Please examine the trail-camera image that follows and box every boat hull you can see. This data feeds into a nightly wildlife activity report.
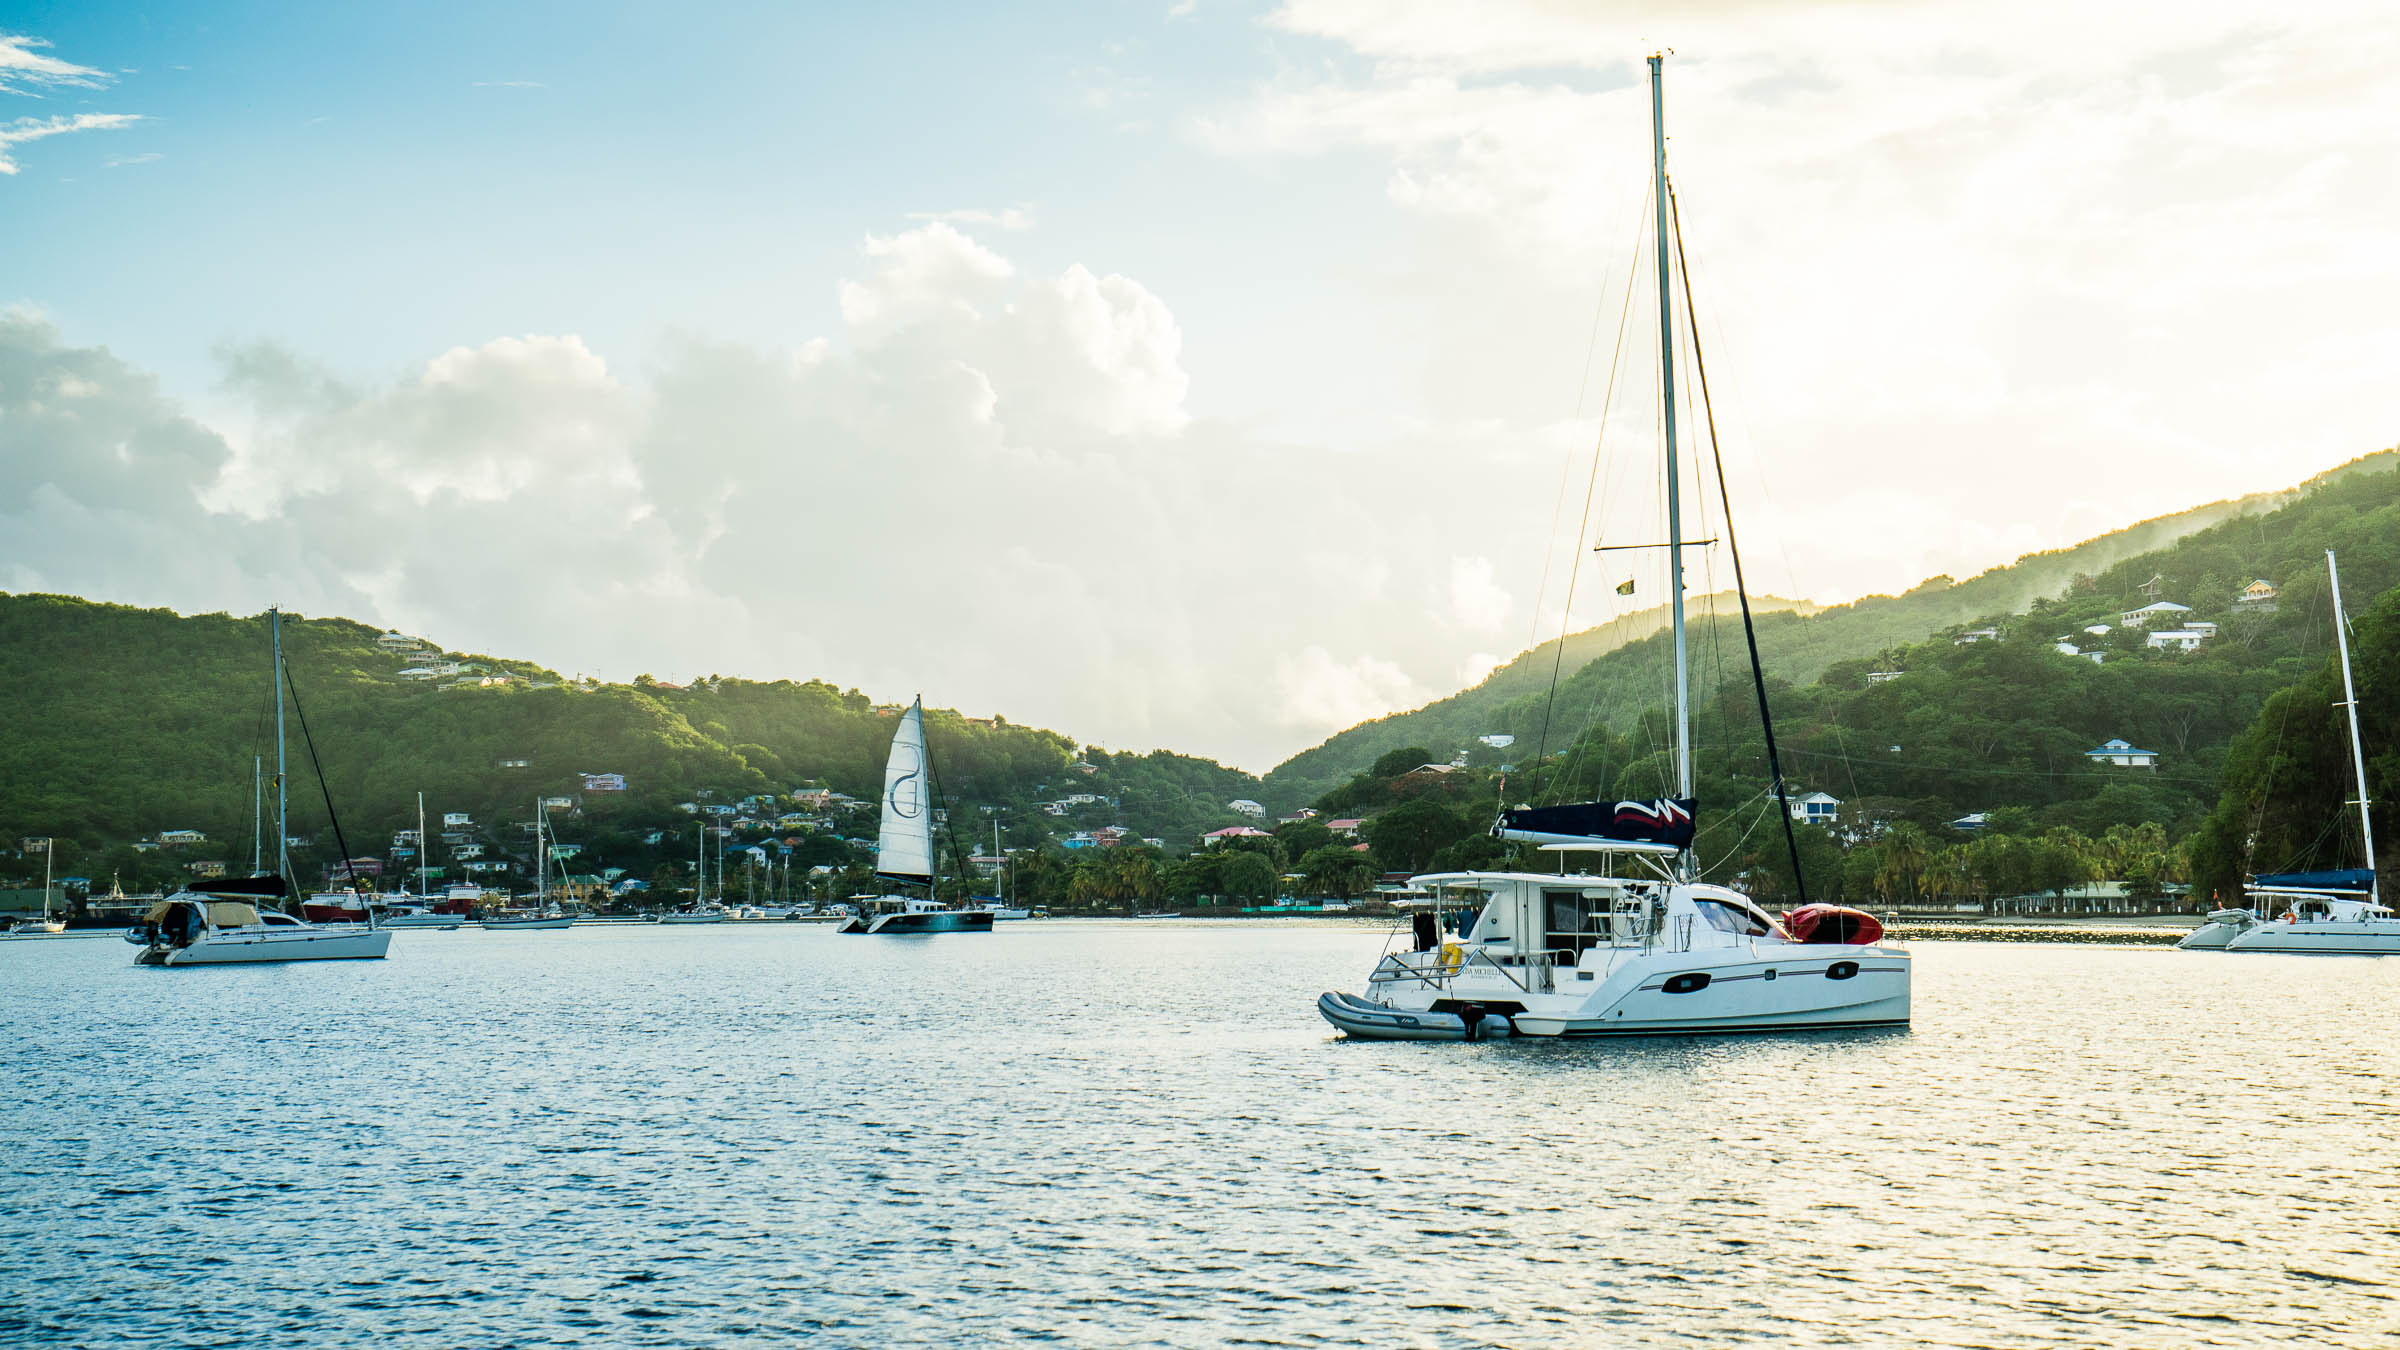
[141,927,394,965]
[2176,911,2256,950]
[657,912,729,925]
[479,916,575,930]
[846,910,994,935]
[378,914,466,930]
[2222,920,2400,955]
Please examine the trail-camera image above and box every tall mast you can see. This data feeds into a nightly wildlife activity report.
[1649,52,1692,805]
[536,798,547,906]
[252,756,263,874]
[273,608,290,880]
[417,792,427,900]
[2327,551,2378,905]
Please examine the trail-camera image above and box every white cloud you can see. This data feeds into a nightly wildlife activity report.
[1274,646,1432,730]
[0,112,140,174]
[0,33,108,94]
[1447,554,1510,632]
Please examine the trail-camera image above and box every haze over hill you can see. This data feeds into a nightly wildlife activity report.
[1265,453,2389,803]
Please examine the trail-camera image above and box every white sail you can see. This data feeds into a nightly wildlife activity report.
[876,698,936,885]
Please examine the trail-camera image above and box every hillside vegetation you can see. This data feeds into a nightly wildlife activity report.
[1264,462,2350,803]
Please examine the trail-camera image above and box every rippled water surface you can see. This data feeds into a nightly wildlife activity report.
[4,922,2398,1347]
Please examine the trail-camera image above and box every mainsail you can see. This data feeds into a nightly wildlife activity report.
[1495,797,1696,851]
[876,697,936,886]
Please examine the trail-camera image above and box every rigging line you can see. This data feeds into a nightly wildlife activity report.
[281,653,363,896]
[1526,183,1656,669]
[1671,181,1811,906]
[1530,195,1653,789]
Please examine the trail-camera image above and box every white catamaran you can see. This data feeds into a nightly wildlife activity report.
[1319,54,1909,1040]
[131,609,394,966]
[839,697,992,934]
[2179,550,2400,955]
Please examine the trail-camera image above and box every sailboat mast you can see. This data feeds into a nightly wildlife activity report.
[417,793,427,900]
[1649,53,1692,803]
[253,756,263,874]
[273,608,290,880]
[2326,551,2378,905]
[536,798,547,905]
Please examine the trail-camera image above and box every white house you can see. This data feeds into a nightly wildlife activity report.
[1478,733,1516,748]
[2086,738,2159,768]
[1949,812,1991,832]
[1278,807,1320,824]
[1866,670,1904,684]
[443,812,472,828]
[1954,628,2000,645]
[1325,818,1366,838]
[581,772,626,792]
[2119,601,2192,629]
[1228,799,1266,819]
[156,829,207,847]
[2146,629,2209,653]
[1787,792,1842,826]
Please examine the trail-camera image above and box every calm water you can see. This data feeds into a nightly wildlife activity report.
[3,922,2396,1348]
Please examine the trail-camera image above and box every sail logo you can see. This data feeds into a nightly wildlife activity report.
[887,747,923,818]
[1613,798,1691,831]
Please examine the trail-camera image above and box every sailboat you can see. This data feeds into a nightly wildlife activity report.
[659,820,731,922]
[481,799,576,928]
[131,609,393,965]
[9,841,64,934]
[838,697,993,934]
[379,794,467,928]
[1318,54,1909,1040]
[2179,550,2400,954]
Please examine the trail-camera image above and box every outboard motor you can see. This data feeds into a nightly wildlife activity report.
[1411,910,1440,953]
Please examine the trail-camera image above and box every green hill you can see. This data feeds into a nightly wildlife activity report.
[1264,454,2387,805]
[0,597,1261,896]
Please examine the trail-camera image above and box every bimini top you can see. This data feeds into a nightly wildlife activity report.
[1409,870,1653,890]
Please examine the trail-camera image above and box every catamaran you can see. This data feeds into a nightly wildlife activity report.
[2179,551,2400,955]
[1318,54,1909,1040]
[131,609,393,966]
[839,697,992,934]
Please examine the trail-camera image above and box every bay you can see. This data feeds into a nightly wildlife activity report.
[3,921,2396,1347]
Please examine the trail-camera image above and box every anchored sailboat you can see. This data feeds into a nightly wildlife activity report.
[131,609,393,966]
[1319,54,1909,1040]
[839,697,992,934]
[2179,550,2400,954]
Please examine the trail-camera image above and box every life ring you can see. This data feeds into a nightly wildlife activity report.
[1437,942,1466,975]
[2282,912,2297,923]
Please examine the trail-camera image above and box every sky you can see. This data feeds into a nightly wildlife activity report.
[3,1,2397,771]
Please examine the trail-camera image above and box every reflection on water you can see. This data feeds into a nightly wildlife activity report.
[3,922,2396,1347]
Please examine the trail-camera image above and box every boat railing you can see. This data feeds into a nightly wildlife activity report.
[1368,945,1531,994]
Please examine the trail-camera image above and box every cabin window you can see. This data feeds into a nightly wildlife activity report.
[1544,891,1612,959]
[1826,960,1859,981]
[1694,899,1771,937]
[1662,972,1711,994]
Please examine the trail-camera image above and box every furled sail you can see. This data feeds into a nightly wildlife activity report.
[1495,797,1696,851]
[2253,868,2375,892]
[876,698,936,886]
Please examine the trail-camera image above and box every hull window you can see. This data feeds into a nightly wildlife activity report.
[1662,972,1711,994]
[1826,960,1859,981]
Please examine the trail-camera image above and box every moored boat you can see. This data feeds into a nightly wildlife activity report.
[1318,54,1908,1040]
[131,875,392,966]
[838,697,992,935]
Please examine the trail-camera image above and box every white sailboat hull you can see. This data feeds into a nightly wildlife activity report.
[144,926,393,965]
[2223,918,2400,955]
[658,911,729,924]
[378,913,466,929]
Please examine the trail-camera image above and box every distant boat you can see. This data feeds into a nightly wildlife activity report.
[481,798,576,930]
[839,697,992,935]
[131,609,392,966]
[13,839,67,933]
[659,819,732,922]
[2181,551,2400,955]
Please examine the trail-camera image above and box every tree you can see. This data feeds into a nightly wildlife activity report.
[1370,746,1435,779]
[1364,799,1469,873]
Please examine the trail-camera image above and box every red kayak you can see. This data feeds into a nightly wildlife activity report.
[1781,903,1885,945]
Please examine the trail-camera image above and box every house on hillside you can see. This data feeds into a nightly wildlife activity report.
[1278,807,1320,824]
[2119,601,2192,628]
[2235,579,2279,612]
[1787,792,1842,826]
[1948,813,1990,832]
[1478,733,1515,748]
[581,773,626,792]
[157,830,207,848]
[1866,670,1903,684]
[2086,738,2159,768]
[1954,628,2000,645]
[186,859,229,879]
[496,758,531,769]
[443,813,472,829]
[376,631,426,654]
[1325,818,1366,838]
[1228,799,1266,819]
[1201,826,1272,846]
[2146,629,2210,653]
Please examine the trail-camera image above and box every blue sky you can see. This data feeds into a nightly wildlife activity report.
[6,3,2399,769]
